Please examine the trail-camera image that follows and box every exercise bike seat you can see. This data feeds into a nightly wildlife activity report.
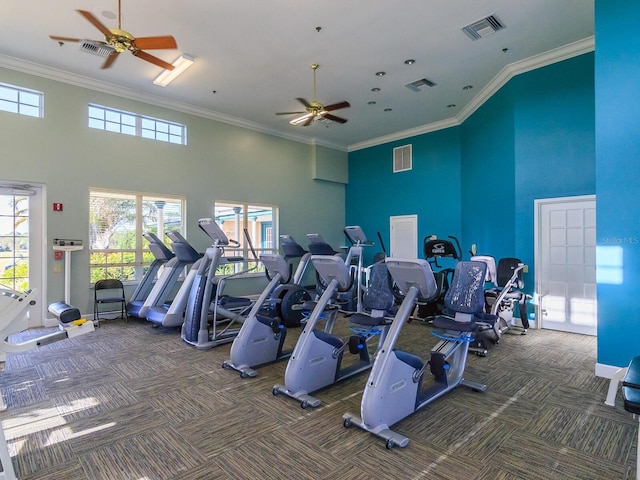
[349,313,391,327]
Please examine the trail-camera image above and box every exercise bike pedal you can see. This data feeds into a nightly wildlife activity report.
[269,318,284,335]
[348,335,366,354]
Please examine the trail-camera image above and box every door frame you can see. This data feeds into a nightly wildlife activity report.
[533,194,596,331]
[0,181,47,327]
[389,214,418,258]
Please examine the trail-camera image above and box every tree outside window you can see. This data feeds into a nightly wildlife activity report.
[89,190,184,283]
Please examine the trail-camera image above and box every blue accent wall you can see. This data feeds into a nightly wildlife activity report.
[513,55,595,275]
[346,128,461,265]
[461,86,515,259]
[595,0,640,367]
[347,51,595,319]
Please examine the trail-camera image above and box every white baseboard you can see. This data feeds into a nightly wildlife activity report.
[596,362,625,379]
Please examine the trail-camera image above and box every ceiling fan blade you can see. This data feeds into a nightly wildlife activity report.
[276,111,306,116]
[323,101,350,112]
[132,50,175,70]
[296,98,312,108]
[77,10,114,39]
[322,113,348,124]
[133,36,177,50]
[101,51,119,69]
[301,117,314,126]
[49,35,82,42]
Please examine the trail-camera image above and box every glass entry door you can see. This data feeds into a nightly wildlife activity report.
[0,184,44,326]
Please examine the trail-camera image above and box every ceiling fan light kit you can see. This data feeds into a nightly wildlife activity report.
[153,55,195,87]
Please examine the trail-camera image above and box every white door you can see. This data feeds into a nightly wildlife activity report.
[0,183,45,326]
[390,215,418,258]
[535,195,596,335]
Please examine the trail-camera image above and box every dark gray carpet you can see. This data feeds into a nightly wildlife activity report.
[0,316,636,479]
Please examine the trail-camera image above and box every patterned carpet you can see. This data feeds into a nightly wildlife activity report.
[0,316,636,479]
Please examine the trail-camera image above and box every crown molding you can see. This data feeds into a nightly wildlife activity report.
[0,54,347,151]
[1,36,594,155]
[455,36,595,125]
[348,36,595,152]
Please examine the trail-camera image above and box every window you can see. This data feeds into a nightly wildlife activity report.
[0,82,43,118]
[89,190,185,283]
[88,104,187,145]
[214,201,278,273]
[0,191,30,291]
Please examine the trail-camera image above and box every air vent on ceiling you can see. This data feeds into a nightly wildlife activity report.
[79,40,115,58]
[393,144,412,173]
[462,15,505,40]
[405,78,437,92]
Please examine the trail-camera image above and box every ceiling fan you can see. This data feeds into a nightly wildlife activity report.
[49,0,177,70]
[276,64,350,126]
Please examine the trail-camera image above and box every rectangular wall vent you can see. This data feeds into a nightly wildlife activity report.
[393,144,412,173]
[405,78,437,92]
[80,40,116,58]
[462,15,505,40]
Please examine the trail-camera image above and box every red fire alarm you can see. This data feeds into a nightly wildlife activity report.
[53,203,63,212]
[54,251,63,261]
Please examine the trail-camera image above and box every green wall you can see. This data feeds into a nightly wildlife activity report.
[0,67,347,316]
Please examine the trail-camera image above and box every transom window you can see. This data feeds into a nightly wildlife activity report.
[0,82,43,118]
[88,104,187,145]
[89,189,185,283]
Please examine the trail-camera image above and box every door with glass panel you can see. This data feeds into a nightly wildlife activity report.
[0,184,44,326]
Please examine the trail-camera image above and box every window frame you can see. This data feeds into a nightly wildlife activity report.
[89,189,186,284]
[88,103,187,145]
[0,82,44,118]
[213,201,279,275]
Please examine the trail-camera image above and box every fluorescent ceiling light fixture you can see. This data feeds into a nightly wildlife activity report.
[153,54,194,87]
[290,114,313,125]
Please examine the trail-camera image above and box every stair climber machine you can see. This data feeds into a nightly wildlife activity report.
[181,218,256,349]
[126,232,175,318]
[273,227,395,408]
[416,235,462,321]
[136,231,201,324]
[222,248,313,378]
[143,231,203,328]
[342,258,494,449]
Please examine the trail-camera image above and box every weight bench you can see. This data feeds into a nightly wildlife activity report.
[622,356,640,480]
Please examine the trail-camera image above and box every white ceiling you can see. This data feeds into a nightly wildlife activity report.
[0,1,594,151]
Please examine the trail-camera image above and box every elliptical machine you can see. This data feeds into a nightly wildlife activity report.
[272,226,393,408]
[222,249,313,378]
[267,235,314,327]
[342,258,492,449]
[181,218,254,349]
